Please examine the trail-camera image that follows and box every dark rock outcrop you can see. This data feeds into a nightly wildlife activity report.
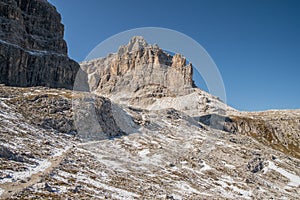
[0,144,24,162]
[247,156,265,173]
[0,0,81,89]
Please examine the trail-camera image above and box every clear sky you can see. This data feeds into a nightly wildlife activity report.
[48,0,300,111]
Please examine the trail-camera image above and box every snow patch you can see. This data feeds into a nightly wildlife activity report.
[180,161,188,165]
[52,146,71,157]
[58,185,68,194]
[0,159,51,184]
[267,161,300,187]
[138,149,150,157]
[0,101,12,110]
[222,161,236,169]
[221,175,234,182]
[76,172,139,199]
[175,181,200,194]
[229,185,252,199]
[0,39,65,57]
[200,161,212,171]
[53,174,69,184]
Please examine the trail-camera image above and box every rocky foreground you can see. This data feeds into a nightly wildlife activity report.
[0,85,299,199]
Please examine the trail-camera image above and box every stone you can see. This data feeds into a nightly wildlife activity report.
[81,36,195,98]
[44,183,55,192]
[0,145,25,162]
[80,36,235,119]
[247,157,265,173]
[2,86,126,141]
[0,0,84,89]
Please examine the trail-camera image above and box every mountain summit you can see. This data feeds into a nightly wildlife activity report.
[81,36,194,95]
[80,36,230,116]
[80,37,300,160]
[118,36,149,53]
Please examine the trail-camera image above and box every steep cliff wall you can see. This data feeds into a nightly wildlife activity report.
[0,0,81,89]
[81,36,195,96]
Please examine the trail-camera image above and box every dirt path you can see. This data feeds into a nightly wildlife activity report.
[77,140,103,148]
[0,147,72,199]
[0,141,99,199]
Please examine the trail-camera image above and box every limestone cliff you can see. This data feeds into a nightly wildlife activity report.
[80,36,232,117]
[0,0,81,89]
[81,36,195,97]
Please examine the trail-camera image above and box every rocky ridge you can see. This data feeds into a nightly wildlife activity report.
[0,0,82,89]
[0,85,126,141]
[228,110,300,159]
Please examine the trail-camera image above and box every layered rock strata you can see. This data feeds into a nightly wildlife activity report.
[0,0,81,89]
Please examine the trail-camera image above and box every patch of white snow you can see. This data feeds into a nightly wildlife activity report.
[0,159,51,184]
[267,161,300,187]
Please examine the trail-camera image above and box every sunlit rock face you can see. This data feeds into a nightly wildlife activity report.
[81,36,195,97]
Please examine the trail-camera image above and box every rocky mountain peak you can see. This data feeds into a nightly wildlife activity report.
[81,36,195,101]
[127,35,148,52]
[79,36,236,117]
[117,36,156,56]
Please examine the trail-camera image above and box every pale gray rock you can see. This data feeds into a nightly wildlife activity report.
[81,36,195,99]
[80,37,233,118]
[0,86,125,141]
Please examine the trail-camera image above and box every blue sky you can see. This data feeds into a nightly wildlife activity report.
[48,0,300,111]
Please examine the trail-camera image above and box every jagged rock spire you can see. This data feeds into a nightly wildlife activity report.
[118,36,149,56]
[127,36,148,52]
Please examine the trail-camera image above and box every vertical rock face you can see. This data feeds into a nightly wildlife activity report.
[0,0,81,89]
[80,36,232,116]
[81,36,195,97]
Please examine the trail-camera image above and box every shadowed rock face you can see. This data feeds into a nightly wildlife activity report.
[0,0,81,89]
